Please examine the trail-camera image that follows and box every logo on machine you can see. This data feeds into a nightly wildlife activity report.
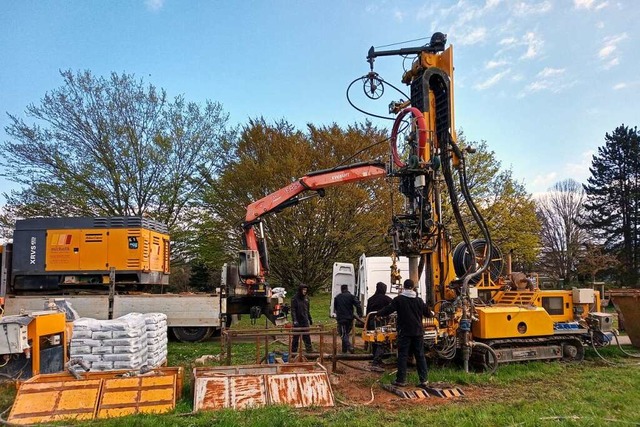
[30,236,37,265]
[331,172,350,180]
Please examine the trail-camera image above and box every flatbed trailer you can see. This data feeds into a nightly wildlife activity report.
[2,292,225,342]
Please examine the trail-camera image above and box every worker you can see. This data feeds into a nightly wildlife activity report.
[333,284,363,353]
[366,281,393,366]
[291,283,313,353]
[376,278,430,387]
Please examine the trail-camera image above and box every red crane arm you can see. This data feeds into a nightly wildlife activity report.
[245,161,387,223]
[243,161,387,254]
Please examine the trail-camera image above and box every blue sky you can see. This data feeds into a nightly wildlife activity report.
[1,0,638,201]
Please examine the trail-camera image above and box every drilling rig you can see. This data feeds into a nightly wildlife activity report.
[359,33,607,372]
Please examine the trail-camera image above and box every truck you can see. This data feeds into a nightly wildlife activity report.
[0,162,392,341]
[0,216,223,342]
[331,255,424,317]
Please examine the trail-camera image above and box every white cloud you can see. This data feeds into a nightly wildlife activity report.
[499,37,518,46]
[145,0,164,11]
[394,10,405,22]
[520,32,544,59]
[485,0,501,8]
[520,67,574,97]
[486,59,509,69]
[596,21,605,29]
[524,80,550,93]
[532,172,559,192]
[456,27,488,45]
[537,67,565,78]
[598,33,628,69]
[613,82,627,90]
[598,45,616,58]
[565,150,595,183]
[574,0,609,10]
[513,1,552,15]
[474,69,511,90]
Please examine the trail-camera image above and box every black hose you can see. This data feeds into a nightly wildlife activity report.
[613,333,640,358]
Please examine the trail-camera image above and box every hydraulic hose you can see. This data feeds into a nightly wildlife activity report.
[471,341,498,375]
[390,107,428,168]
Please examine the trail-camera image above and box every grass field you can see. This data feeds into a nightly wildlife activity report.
[1,292,639,426]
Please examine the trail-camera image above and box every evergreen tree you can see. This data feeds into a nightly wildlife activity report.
[582,124,640,286]
[188,260,213,292]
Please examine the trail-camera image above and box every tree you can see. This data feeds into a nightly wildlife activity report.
[188,260,214,292]
[200,118,394,294]
[536,179,588,284]
[582,124,640,286]
[576,243,619,285]
[1,70,230,262]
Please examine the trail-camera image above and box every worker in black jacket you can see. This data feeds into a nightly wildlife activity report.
[333,284,363,353]
[291,284,313,353]
[377,278,430,387]
[366,282,393,366]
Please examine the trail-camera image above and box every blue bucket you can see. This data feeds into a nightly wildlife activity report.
[282,352,289,363]
[267,352,276,364]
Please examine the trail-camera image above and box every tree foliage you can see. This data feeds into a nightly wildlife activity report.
[1,70,230,261]
[201,119,394,293]
[582,124,640,286]
[536,179,587,283]
[576,243,619,285]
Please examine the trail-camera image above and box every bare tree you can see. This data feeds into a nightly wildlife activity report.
[1,70,231,264]
[536,179,587,284]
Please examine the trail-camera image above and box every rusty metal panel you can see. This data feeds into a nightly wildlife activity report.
[267,372,334,407]
[8,379,101,425]
[231,375,268,409]
[610,289,640,348]
[193,363,334,411]
[97,374,178,418]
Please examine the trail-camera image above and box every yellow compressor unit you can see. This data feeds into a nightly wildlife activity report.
[8,217,170,291]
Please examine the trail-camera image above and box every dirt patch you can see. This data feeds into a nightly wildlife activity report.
[326,360,489,411]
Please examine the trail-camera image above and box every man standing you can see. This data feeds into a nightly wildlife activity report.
[366,281,393,366]
[377,278,430,387]
[333,284,363,354]
[291,284,313,353]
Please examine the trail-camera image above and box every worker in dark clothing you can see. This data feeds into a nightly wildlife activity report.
[366,281,393,366]
[333,284,363,353]
[377,278,430,387]
[291,284,313,353]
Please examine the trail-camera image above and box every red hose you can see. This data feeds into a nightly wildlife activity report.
[390,107,428,168]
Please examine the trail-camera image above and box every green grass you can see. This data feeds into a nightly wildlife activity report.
[2,292,640,426]
[231,291,335,330]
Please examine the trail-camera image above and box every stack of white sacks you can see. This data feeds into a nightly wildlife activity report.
[70,313,168,371]
[144,313,168,368]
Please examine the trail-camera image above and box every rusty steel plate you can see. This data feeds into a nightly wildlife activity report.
[8,379,101,425]
[266,372,334,407]
[193,363,334,411]
[609,289,640,348]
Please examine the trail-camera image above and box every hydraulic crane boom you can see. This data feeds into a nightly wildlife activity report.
[240,161,388,292]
